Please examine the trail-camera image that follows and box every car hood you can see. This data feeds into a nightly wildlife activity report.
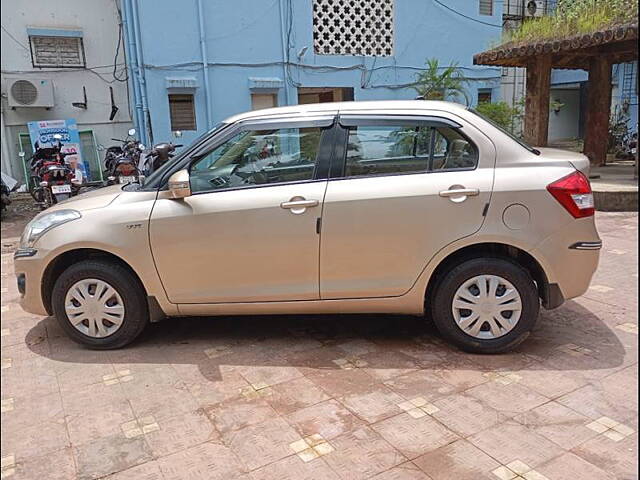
[50,184,124,212]
[535,147,591,175]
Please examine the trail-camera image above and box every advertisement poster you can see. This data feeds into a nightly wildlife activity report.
[27,118,89,182]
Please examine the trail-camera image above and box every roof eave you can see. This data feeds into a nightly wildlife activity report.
[474,23,638,67]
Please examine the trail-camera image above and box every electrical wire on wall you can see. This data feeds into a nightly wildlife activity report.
[284,0,302,89]
[1,24,30,51]
[142,59,500,91]
[431,0,503,28]
[112,4,129,83]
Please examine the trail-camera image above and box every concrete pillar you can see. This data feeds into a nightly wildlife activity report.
[583,57,612,167]
[523,56,552,147]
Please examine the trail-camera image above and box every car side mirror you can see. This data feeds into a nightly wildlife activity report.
[167,169,191,199]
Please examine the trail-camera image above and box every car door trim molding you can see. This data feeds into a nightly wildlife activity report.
[338,114,462,128]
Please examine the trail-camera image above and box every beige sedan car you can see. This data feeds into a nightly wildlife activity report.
[15,101,601,353]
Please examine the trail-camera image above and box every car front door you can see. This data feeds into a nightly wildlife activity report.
[149,117,334,304]
[320,113,496,299]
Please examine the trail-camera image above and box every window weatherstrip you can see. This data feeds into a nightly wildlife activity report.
[337,115,462,129]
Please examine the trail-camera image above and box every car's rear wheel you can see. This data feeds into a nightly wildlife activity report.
[430,257,539,354]
[52,259,149,349]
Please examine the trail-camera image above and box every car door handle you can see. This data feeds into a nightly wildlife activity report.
[281,199,319,209]
[280,197,319,214]
[439,188,480,198]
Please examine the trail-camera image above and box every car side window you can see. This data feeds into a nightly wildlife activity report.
[431,127,478,171]
[345,125,432,177]
[343,124,478,178]
[189,127,322,193]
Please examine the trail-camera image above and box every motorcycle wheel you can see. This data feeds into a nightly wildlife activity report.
[31,187,45,205]
[29,176,43,202]
[43,189,55,209]
[53,193,70,204]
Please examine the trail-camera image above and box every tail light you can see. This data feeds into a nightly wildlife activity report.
[547,170,595,218]
[116,163,135,175]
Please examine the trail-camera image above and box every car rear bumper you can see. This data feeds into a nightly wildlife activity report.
[531,217,601,306]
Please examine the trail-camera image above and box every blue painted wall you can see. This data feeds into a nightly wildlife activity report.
[122,0,503,145]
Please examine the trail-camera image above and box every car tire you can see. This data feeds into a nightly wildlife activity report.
[430,257,539,354]
[52,259,149,349]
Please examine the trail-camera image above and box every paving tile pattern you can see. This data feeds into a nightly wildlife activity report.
[0,212,637,479]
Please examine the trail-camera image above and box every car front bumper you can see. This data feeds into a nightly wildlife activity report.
[14,248,50,317]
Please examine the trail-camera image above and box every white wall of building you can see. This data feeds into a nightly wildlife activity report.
[548,88,581,141]
[500,66,526,108]
[0,0,132,182]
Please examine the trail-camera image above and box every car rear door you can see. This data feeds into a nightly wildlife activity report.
[320,112,496,299]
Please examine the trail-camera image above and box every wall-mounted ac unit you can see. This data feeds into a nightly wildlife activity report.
[525,0,546,17]
[7,78,55,108]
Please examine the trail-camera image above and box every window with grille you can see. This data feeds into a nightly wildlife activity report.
[478,89,493,103]
[621,61,638,99]
[479,0,493,16]
[29,36,85,68]
[312,0,394,56]
[168,94,197,131]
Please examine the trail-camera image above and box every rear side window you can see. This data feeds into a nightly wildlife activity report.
[344,124,477,178]
[431,127,478,170]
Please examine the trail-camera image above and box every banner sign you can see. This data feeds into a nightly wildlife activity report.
[27,118,89,182]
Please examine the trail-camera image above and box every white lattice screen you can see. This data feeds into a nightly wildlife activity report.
[312,0,394,56]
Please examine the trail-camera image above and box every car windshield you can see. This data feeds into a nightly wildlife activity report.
[139,123,226,190]
[467,108,540,155]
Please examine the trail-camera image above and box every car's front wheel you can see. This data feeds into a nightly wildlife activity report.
[52,259,149,349]
[430,258,539,354]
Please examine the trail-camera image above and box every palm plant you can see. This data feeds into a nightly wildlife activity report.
[413,58,469,104]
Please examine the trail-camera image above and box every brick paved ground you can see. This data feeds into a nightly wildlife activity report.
[1,212,637,480]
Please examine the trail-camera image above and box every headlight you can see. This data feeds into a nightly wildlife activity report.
[20,209,81,248]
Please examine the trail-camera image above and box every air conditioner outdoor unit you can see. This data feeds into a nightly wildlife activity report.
[7,78,55,108]
[525,0,546,17]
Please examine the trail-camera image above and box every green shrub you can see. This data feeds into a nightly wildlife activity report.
[475,101,522,133]
[413,58,468,104]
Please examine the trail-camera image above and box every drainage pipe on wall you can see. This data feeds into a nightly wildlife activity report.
[130,0,152,145]
[120,0,144,143]
[196,0,213,128]
[278,0,291,105]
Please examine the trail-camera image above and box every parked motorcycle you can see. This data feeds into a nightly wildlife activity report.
[104,128,146,184]
[1,178,11,216]
[28,134,79,208]
[141,141,183,175]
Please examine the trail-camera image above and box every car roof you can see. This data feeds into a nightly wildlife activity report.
[223,100,469,124]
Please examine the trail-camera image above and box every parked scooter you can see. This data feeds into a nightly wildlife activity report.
[28,134,79,208]
[624,131,638,158]
[104,128,146,184]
